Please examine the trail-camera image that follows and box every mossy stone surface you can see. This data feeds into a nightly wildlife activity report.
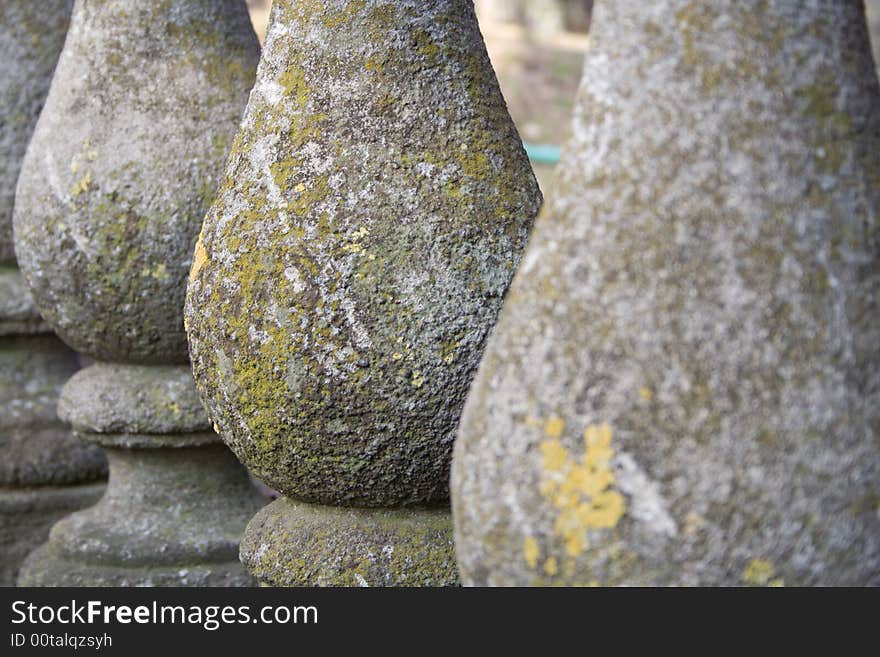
[241,496,457,586]
[186,0,541,506]
[13,0,260,363]
[0,0,72,265]
[452,0,880,586]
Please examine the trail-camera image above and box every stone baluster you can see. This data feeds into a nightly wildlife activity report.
[185,0,541,586]
[452,0,880,586]
[0,0,107,586]
[13,0,264,586]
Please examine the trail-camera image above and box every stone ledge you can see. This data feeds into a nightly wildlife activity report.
[59,363,211,434]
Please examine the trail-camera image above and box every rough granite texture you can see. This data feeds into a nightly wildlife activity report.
[452,0,880,586]
[186,0,541,507]
[13,0,261,363]
[242,497,458,586]
[18,366,265,587]
[0,0,72,265]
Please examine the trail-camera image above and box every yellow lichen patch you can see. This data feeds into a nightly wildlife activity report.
[523,536,539,568]
[189,231,208,284]
[544,416,565,439]
[544,557,558,576]
[639,386,654,401]
[411,370,425,388]
[537,422,626,561]
[743,558,784,587]
[71,172,92,196]
[364,56,384,73]
[320,0,366,28]
[539,439,568,474]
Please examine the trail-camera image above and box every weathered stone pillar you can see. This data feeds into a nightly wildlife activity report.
[452,0,880,586]
[0,0,107,586]
[13,0,264,586]
[185,0,541,586]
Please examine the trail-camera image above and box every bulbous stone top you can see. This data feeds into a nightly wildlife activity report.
[186,0,541,506]
[13,0,260,364]
[0,0,72,266]
[59,363,210,435]
[452,0,880,585]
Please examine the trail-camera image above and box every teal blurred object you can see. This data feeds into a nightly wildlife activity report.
[523,141,562,164]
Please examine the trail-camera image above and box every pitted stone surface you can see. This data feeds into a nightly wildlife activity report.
[0,0,72,265]
[59,363,211,435]
[241,497,458,586]
[452,0,880,586]
[186,0,541,506]
[13,0,260,363]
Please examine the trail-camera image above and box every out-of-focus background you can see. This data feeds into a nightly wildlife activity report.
[246,0,880,197]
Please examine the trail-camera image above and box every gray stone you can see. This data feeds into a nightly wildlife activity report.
[185,0,541,507]
[242,498,458,586]
[0,1,106,585]
[0,266,49,335]
[0,483,105,586]
[867,0,880,76]
[0,337,106,585]
[0,0,72,265]
[17,367,264,587]
[12,0,264,587]
[13,0,261,364]
[0,283,106,584]
[0,334,106,487]
[452,0,880,586]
